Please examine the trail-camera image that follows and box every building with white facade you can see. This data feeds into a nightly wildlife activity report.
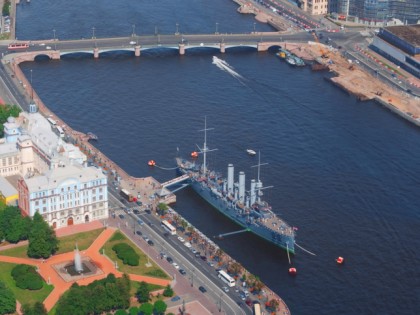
[0,110,109,228]
[18,163,108,229]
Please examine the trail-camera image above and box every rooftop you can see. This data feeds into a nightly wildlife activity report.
[384,24,420,47]
[0,176,17,197]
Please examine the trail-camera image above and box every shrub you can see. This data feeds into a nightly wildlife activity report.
[11,264,43,290]
[112,243,139,266]
[163,284,174,297]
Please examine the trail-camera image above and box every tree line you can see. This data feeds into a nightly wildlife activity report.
[0,205,59,258]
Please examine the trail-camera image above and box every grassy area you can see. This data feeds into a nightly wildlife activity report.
[0,262,54,306]
[55,228,104,254]
[101,231,170,280]
[0,228,105,258]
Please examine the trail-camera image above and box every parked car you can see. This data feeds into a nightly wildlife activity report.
[198,286,207,293]
[137,219,144,225]
[177,236,185,243]
[222,286,229,293]
[118,214,125,219]
[200,255,207,261]
[184,242,192,248]
[133,209,140,214]
[172,262,180,269]
[171,296,181,302]
[147,240,154,246]
[163,232,170,237]
[166,257,173,264]
[179,269,186,275]
[191,249,198,254]
[145,209,151,214]
[136,230,142,236]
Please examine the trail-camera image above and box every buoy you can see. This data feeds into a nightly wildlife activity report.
[336,256,344,264]
[288,267,297,275]
[191,151,198,158]
[148,160,156,167]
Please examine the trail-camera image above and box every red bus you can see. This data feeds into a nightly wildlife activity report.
[8,43,29,50]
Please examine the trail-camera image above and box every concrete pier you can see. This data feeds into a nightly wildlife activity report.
[179,43,185,55]
[134,45,141,57]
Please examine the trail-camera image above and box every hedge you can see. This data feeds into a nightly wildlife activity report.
[112,243,139,266]
[11,264,43,290]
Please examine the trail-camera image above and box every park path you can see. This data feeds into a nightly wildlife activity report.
[0,226,171,311]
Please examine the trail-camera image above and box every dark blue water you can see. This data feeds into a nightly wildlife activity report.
[17,2,420,315]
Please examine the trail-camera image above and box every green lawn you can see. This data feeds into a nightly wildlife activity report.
[0,228,105,258]
[101,231,170,280]
[0,262,54,306]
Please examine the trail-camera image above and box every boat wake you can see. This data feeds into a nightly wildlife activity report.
[212,56,246,84]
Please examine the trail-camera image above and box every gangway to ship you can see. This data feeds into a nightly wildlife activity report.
[214,228,250,240]
[161,174,190,188]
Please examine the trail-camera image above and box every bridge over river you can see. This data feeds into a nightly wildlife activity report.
[4,32,316,62]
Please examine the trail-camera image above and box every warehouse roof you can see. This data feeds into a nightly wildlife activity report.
[384,25,420,47]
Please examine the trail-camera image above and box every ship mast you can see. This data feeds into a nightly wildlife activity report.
[198,116,217,174]
[251,151,271,202]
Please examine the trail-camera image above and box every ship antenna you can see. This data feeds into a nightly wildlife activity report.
[198,116,217,174]
[252,151,268,183]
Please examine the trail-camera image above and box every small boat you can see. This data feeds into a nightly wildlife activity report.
[336,256,344,264]
[87,132,98,140]
[148,160,156,167]
[191,151,199,158]
[288,267,297,275]
[246,149,256,156]
[286,56,296,65]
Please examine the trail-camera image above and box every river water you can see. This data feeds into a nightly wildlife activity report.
[16,1,420,314]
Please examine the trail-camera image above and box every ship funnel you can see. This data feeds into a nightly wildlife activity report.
[250,179,256,205]
[239,171,245,203]
[227,164,234,195]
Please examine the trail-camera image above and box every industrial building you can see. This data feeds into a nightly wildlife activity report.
[371,24,420,79]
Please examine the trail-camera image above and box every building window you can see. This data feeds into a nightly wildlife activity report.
[43,199,46,204]
[35,201,39,206]
[8,157,12,165]
[43,207,46,213]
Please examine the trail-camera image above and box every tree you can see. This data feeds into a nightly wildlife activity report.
[162,284,174,297]
[153,300,167,315]
[114,310,127,315]
[157,203,168,216]
[129,306,139,315]
[266,299,279,312]
[27,212,59,258]
[0,104,21,138]
[0,281,15,315]
[136,281,150,303]
[22,302,47,315]
[138,302,153,315]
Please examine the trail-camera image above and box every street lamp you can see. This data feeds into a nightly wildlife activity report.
[53,29,57,50]
[215,22,219,35]
[175,22,179,35]
[53,28,56,41]
[219,293,223,312]
[92,27,96,39]
[132,24,136,37]
[253,22,256,34]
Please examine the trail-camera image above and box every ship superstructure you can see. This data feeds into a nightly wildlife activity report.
[176,120,295,254]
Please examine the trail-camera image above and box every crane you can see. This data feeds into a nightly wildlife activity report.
[311,31,328,59]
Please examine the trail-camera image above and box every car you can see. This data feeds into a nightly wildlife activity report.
[39,43,46,46]
[133,209,140,214]
[195,253,201,258]
[163,232,170,237]
[191,249,198,254]
[166,257,173,263]
[147,240,154,246]
[129,41,136,45]
[179,269,186,275]
[184,242,192,248]
[177,236,185,243]
[126,208,131,214]
[171,296,181,302]
[222,286,229,293]
[137,219,144,225]
[144,237,150,242]
[172,262,180,269]
[46,46,52,50]
[207,261,214,267]
[237,301,243,307]
[136,230,142,236]
[198,286,207,293]
[200,255,207,261]
[145,209,151,214]
[118,214,125,219]
[136,200,142,206]
[245,298,253,306]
